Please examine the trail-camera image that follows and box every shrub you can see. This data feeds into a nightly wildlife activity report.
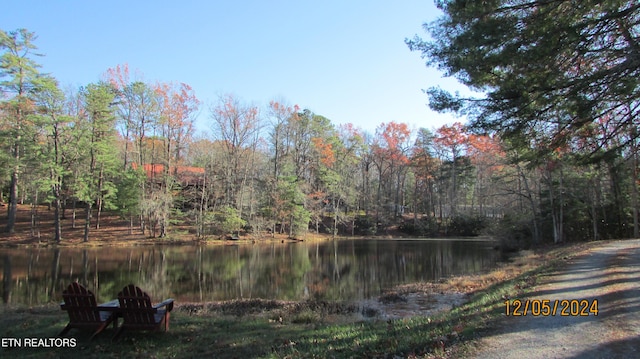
[353,215,377,235]
[491,214,534,250]
[399,216,439,237]
[447,214,488,236]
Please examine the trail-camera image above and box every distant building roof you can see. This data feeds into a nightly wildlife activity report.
[131,163,204,185]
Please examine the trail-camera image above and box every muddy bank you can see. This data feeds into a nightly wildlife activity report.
[175,285,468,324]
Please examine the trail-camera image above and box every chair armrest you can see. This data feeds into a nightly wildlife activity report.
[154,299,174,312]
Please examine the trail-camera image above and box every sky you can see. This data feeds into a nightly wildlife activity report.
[1,0,469,136]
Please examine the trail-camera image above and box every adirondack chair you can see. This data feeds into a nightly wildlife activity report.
[59,282,118,340]
[112,284,174,341]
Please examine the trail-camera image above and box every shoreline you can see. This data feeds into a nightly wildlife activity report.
[0,230,498,248]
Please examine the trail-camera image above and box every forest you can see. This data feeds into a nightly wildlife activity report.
[1,0,639,248]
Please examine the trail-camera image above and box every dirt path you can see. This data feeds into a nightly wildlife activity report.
[470,239,640,359]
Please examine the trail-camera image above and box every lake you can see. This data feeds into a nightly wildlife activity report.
[0,238,498,306]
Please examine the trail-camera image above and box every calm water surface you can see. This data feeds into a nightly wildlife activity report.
[0,238,498,306]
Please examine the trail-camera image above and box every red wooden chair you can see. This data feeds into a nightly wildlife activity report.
[59,282,117,340]
[112,284,174,341]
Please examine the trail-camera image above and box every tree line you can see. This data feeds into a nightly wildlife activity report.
[2,11,639,247]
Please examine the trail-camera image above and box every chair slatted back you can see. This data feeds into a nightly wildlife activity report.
[117,284,157,327]
[62,282,101,324]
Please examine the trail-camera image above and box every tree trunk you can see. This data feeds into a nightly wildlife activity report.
[413,175,419,225]
[517,163,540,243]
[590,179,599,241]
[72,199,77,229]
[450,155,458,217]
[198,170,207,239]
[30,191,38,238]
[608,161,625,238]
[333,197,338,239]
[83,202,91,242]
[5,170,18,234]
[549,168,564,244]
[363,161,370,216]
[53,184,62,243]
[95,166,104,229]
[288,215,293,238]
[632,138,639,238]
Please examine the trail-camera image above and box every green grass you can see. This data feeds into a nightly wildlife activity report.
[0,244,581,358]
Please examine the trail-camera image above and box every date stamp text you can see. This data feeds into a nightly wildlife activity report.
[504,299,598,316]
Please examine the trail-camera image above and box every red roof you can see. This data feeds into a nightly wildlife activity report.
[131,163,204,184]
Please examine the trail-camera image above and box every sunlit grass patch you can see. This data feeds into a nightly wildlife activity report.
[294,309,326,324]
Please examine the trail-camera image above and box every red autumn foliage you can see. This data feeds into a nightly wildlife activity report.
[434,122,467,160]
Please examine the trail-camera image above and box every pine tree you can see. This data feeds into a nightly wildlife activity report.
[408,0,640,161]
[0,28,45,233]
[76,83,118,242]
[33,76,68,242]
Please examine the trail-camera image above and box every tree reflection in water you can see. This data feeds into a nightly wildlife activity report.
[0,239,498,306]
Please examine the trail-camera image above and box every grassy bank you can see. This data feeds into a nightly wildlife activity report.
[0,242,592,358]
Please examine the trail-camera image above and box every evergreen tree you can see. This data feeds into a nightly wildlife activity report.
[408,0,640,159]
[0,28,45,233]
[77,82,118,241]
[33,75,69,242]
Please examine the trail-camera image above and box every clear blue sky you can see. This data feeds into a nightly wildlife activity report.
[1,0,467,135]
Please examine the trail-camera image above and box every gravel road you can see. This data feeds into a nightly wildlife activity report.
[470,239,640,359]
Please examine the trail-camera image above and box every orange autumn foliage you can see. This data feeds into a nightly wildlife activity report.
[311,137,335,168]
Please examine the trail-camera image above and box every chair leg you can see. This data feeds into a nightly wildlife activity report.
[164,312,170,331]
[90,322,109,341]
[112,326,125,342]
[58,324,72,337]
